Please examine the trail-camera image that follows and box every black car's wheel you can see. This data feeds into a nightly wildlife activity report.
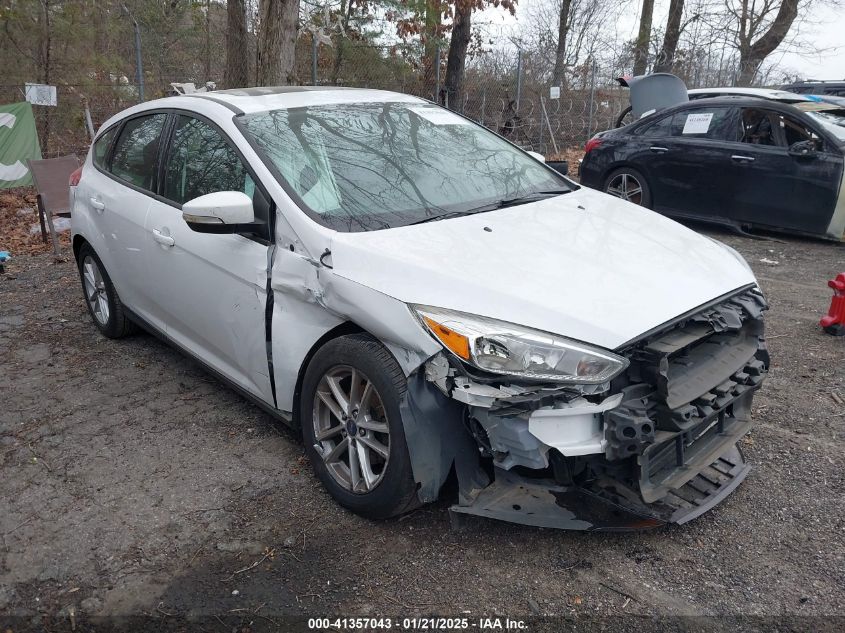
[76,243,136,338]
[300,334,419,519]
[604,167,652,208]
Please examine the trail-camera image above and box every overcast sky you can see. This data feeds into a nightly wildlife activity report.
[480,0,845,83]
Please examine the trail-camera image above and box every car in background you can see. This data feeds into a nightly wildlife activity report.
[688,87,812,103]
[806,94,845,107]
[613,78,812,127]
[581,97,845,240]
[70,86,769,531]
[782,80,845,97]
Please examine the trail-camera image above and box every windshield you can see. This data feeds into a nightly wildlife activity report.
[240,101,571,232]
[805,110,845,142]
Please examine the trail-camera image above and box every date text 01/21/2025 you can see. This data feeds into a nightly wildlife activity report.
[307,617,529,630]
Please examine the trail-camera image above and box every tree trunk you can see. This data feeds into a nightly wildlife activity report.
[423,0,443,97]
[256,0,299,86]
[653,0,684,73]
[551,0,572,88]
[632,0,654,76]
[444,1,471,109]
[331,0,353,85]
[736,0,798,86]
[39,0,52,154]
[225,0,249,88]
[204,0,211,82]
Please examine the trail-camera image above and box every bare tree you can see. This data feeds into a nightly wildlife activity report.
[256,0,299,86]
[551,0,572,86]
[728,0,798,85]
[445,1,472,106]
[632,0,654,75]
[653,0,685,72]
[225,0,249,88]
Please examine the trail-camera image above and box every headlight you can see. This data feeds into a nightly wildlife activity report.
[412,305,629,384]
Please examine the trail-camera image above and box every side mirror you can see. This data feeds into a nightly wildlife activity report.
[788,139,819,158]
[182,191,261,234]
[526,151,546,163]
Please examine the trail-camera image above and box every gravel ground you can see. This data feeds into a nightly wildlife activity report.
[1,226,844,632]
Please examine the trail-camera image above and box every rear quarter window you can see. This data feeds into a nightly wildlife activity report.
[109,113,168,191]
[92,127,117,169]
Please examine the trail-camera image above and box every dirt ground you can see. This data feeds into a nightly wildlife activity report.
[1,222,844,632]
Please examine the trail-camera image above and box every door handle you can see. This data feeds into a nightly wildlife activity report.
[90,197,105,212]
[731,155,755,163]
[152,228,175,247]
[649,146,668,153]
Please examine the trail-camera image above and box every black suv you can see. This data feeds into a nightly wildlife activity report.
[781,80,845,96]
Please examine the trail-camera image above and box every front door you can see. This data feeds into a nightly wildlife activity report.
[144,113,274,403]
[731,107,842,235]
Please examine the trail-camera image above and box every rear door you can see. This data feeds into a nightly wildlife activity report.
[731,107,841,234]
[143,113,274,403]
[86,112,168,315]
[633,105,740,219]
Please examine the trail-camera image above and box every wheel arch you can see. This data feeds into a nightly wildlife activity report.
[291,321,368,429]
[72,234,89,262]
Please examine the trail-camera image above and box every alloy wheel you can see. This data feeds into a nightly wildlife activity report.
[82,255,110,326]
[606,172,644,205]
[312,366,391,494]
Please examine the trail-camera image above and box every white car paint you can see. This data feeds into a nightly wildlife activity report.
[72,87,758,466]
[330,186,755,350]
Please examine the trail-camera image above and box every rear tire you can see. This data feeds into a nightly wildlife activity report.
[76,243,136,338]
[300,334,420,519]
[603,167,652,208]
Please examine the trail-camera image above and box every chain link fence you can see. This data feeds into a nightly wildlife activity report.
[1,35,631,162]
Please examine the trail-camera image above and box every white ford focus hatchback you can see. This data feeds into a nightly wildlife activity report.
[71,87,769,530]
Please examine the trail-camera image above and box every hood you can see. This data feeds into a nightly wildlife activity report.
[328,188,756,351]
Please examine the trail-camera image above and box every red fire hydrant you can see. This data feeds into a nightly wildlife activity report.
[820,273,845,336]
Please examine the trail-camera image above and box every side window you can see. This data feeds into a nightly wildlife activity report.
[93,127,116,169]
[776,114,821,148]
[673,107,739,141]
[637,113,676,138]
[110,114,167,190]
[740,108,778,146]
[163,115,254,205]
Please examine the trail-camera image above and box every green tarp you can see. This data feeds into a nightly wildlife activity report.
[0,102,42,188]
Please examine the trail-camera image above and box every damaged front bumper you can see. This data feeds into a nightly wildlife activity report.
[413,286,769,531]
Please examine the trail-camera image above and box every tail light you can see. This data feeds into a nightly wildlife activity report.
[69,165,83,187]
[584,137,603,154]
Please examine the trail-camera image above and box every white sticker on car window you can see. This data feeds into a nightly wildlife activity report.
[409,107,469,126]
[683,112,714,134]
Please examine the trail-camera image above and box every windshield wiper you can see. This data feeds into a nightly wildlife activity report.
[408,190,570,226]
[408,210,476,225]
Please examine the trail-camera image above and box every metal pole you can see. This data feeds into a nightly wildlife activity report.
[434,45,441,103]
[83,101,95,141]
[541,96,558,155]
[311,33,318,85]
[133,18,144,102]
[538,97,545,153]
[586,58,596,143]
[515,48,523,111]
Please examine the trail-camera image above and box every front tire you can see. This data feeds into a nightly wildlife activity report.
[76,243,136,338]
[300,334,419,519]
[604,167,652,208]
